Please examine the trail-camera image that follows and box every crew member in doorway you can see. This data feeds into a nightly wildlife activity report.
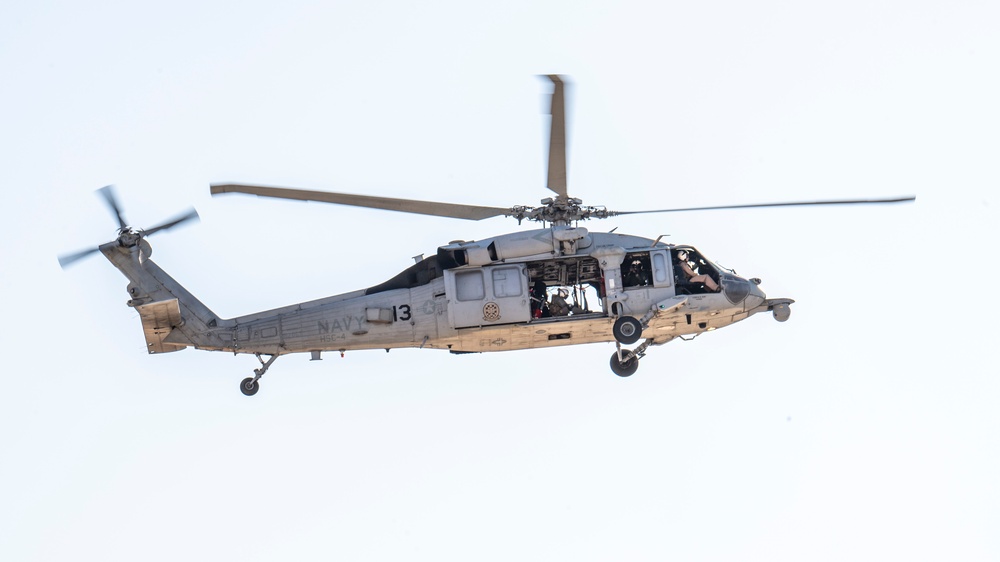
[623,257,649,287]
[549,287,571,316]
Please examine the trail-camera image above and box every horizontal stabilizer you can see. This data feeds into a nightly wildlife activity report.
[137,299,186,354]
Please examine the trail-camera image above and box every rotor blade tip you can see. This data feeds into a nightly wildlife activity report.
[58,247,100,269]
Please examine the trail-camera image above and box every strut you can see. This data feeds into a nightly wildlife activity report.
[239,353,279,396]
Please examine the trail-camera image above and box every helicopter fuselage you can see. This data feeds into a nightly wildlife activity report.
[114,227,790,362]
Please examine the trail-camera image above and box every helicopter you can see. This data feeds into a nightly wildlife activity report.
[59,75,914,396]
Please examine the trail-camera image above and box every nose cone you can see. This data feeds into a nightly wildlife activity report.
[718,273,767,310]
[745,280,766,310]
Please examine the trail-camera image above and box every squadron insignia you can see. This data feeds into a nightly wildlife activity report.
[483,302,501,322]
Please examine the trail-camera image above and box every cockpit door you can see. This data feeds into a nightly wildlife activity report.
[444,264,530,329]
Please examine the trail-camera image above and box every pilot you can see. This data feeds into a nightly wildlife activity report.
[677,250,721,292]
[549,287,571,316]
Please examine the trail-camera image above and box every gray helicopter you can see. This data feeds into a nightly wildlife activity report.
[60,76,914,395]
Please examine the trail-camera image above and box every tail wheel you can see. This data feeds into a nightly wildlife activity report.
[612,316,643,345]
[610,352,639,377]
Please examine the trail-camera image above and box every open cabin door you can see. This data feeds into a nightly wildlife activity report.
[444,264,530,329]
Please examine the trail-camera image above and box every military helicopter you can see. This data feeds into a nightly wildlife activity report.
[59,76,914,395]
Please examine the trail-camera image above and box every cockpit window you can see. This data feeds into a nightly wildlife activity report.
[712,260,736,275]
[673,248,722,295]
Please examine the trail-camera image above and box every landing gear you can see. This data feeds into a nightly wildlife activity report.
[610,339,653,378]
[610,351,639,377]
[613,316,643,344]
[239,353,279,396]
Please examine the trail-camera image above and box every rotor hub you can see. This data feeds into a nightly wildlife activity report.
[507,196,611,225]
[58,185,198,269]
[118,228,143,248]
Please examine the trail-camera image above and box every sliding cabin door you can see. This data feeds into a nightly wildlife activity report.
[444,264,530,329]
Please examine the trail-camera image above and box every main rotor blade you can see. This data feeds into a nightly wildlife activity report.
[58,247,101,269]
[143,208,200,236]
[614,196,916,216]
[545,75,568,198]
[210,184,512,221]
[97,185,128,230]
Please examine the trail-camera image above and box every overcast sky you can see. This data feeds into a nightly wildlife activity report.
[2,1,998,560]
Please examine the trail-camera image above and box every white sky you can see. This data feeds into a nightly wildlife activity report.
[2,1,998,560]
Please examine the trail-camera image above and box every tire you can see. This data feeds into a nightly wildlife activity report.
[610,352,639,377]
[612,316,643,345]
[240,377,260,396]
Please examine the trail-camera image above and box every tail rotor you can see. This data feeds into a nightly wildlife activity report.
[58,185,199,269]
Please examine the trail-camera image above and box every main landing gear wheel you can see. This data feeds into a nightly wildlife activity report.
[613,316,643,345]
[610,352,639,377]
[240,377,260,396]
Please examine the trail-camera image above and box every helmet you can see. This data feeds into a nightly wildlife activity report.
[677,250,688,261]
[557,288,569,298]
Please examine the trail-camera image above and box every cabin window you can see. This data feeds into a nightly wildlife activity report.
[455,270,485,301]
[652,252,670,285]
[623,253,652,287]
[492,267,522,298]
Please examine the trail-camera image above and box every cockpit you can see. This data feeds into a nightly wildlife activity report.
[671,245,763,305]
[671,246,721,295]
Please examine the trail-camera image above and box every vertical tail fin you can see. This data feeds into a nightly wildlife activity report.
[101,242,229,353]
[58,186,223,354]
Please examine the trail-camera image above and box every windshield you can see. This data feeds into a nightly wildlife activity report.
[712,260,736,275]
[679,246,734,276]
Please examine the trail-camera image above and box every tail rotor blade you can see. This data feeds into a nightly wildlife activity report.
[97,185,128,230]
[61,186,201,270]
[143,208,200,236]
[58,247,101,269]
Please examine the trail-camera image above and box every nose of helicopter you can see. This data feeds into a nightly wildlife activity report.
[717,274,766,309]
[744,278,766,309]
